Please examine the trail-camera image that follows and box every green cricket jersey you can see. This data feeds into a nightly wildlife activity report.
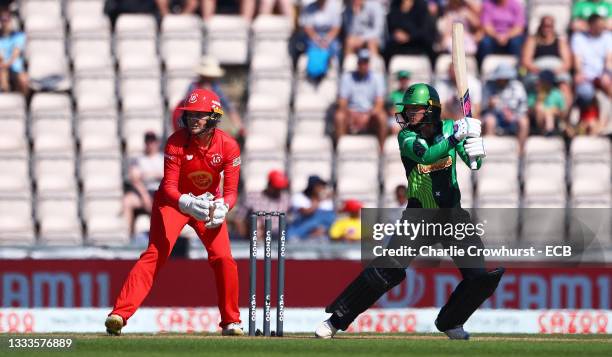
[397,120,482,208]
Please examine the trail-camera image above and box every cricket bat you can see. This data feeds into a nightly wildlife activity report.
[452,22,478,170]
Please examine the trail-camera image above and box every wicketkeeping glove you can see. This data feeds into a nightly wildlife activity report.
[464,137,486,160]
[178,192,213,221]
[453,117,482,141]
[205,198,229,229]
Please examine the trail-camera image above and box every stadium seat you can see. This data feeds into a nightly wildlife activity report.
[80,158,123,198]
[476,162,519,206]
[293,119,327,137]
[162,39,202,76]
[33,134,76,160]
[483,136,520,163]
[120,77,162,101]
[251,14,293,42]
[118,54,161,78]
[248,119,288,143]
[161,14,202,36]
[248,77,292,107]
[25,38,65,59]
[435,53,478,78]
[290,159,332,194]
[115,14,157,39]
[66,0,106,22]
[80,134,121,159]
[571,162,611,207]
[0,159,31,199]
[0,130,28,159]
[28,54,71,91]
[84,197,129,246]
[121,92,164,120]
[36,198,83,245]
[115,38,157,62]
[0,199,35,246]
[20,0,62,20]
[570,136,611,164]
[244,134,286,161]
[30,93,72,120]
[382,160,406,204]
[71,38,113,69]
[78,117,118,141]
[24,15,64,40]
[122,117,164,141]
[481,55,518,81]
[251,41,291,62]
[73,53,114,79]
[243,158,286,193]
[166,76,192,108]
[291,135,333,160]
[337,160,379,205]
[204,15,249,65]
[247,93,290,121]
[70,16,111,41]
[0,93,26,121]
[388,55,432,85]
[297,54,339,80]
[295,78,338,108]
[34,158,78,199]
[75,91,118,121]
[524,136,566,164]
[337,136,380,161]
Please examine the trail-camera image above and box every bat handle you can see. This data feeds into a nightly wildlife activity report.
[470,158,478,170]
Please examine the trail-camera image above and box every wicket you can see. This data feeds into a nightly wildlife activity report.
[249,211,286,337]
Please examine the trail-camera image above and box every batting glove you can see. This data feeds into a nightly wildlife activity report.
[453,117,481,141]
[205,198,229,229]
[464,137,486,160]
[178,193,213,221]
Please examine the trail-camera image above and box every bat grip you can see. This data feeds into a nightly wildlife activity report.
[470,158,478,170]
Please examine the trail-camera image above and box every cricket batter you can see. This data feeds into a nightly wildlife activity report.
[105,88,243,336]
[315,83,505,339]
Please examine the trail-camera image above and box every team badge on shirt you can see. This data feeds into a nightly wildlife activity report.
[188,171,213,190]
[210,153,222,166]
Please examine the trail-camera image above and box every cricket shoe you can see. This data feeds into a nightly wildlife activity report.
[443,325,470,340]
[105,314,124,336]
[222,323,245,336]
[314,319,338,339]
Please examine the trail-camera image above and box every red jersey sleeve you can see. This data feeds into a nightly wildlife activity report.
[222,136,241,209]
[160,133,184,208]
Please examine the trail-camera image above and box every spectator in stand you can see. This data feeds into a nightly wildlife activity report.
[394,184,408,208]
[334,48,387,148]
[477,0,526,64]
[104,0,162,25]
[527,70,566,136]
[571,0,612,32]
[122,132,164,238]
[438,0,482,56]
[385,0,436,64]
[386,70,412,134]
[172,55,244,136]
[287,175,335,241]
[230,170,290,240]
[343,0,386,56]
[434,62,482,119]
[259,0,294,19]
[329,199,362,242]
[197,0,257,21]
[571,14,612,129]
[482,64,529,154]
[521,16,573,109]
[156,0,198,16]
[299,0,342,81]
[0,7,28,96]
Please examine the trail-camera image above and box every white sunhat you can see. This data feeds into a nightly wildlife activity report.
[194,55,225,78]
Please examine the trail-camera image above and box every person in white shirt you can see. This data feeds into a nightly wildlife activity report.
[122,132,164,237]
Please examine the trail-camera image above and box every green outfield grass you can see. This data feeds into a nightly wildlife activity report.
[2,333,611,357]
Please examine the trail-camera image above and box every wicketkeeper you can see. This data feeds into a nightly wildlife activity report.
[315,83,505,339]
[105,88,243,336]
